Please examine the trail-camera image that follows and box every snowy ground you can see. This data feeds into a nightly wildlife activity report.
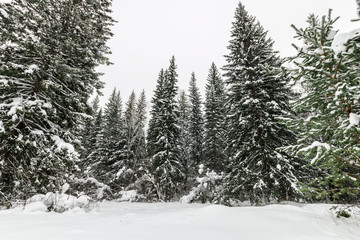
[0,202,359,240]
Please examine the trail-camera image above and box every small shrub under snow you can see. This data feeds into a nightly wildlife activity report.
[117,190,140,202]
[26,192,92,213]
[181,165,223,203]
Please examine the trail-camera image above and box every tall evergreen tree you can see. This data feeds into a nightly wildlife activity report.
[123,91,137,170]
[147,69,166,158]
[203,63,227,173]
[80,96,101,165]
[98,88,126,192]
[134,90,147,166]
[287,10,360,202]
[0,0,114,201]
[85,107,104,178]
[222,3,303,204]
[177,90,191,184]
[149,57,185,200]
[188,73,204,176]
[122,90,148,189]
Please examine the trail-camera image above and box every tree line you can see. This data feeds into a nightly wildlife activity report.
[0,1,359,206]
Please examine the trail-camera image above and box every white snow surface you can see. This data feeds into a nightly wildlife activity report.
[0,202,359,240]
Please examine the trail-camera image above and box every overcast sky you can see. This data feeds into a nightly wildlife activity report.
[1,0,358,106]
[97,0,358,106]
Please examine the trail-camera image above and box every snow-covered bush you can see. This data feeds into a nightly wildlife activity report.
[330,205,360,218]
[117,190,140,202]
[26,192,92,213]
[117,170,158,202]
[73,176,112,200]
[181,165,223,203]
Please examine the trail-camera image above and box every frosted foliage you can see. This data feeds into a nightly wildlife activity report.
[0,8,8,18]
[349,113,360,126]
[51,135,76,154]
[288,10,360,201]
[331,28,360,54]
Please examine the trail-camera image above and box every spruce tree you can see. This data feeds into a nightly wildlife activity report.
[134,90,147,166]
[123,91,137,174]
[147,69,166,158]
[80,96,101,165]
[188,73,204,177]
[203,63,227,173]
[287,10,360,202]
[122,90,148,189]
[178,90,191,185]
[149,57,185,201]
[98,88,126,192]
[222,3,303,204]
[0,0,114,201]
[85,107,104,178]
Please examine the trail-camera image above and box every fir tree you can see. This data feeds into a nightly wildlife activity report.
[287,10,360,202]
[177,90,191,185]
[134,90,147,166]
[147,69,166,158]
[123,91,137,174]
[122,90,148,189]
[149,57,185,201]
[98,88,126,192]
[80,96,101,165]
[0,0,114,202]
[203,63,227,173]
[188,73,204,177]
[222,3,303,204]
[85,107,104,177]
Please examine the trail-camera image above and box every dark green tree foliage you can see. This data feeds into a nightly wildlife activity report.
[287,10,360,202]
[222,3,302,204]
[188,73,204,176]
[203,63,227,173]
[0,0,113,201]
[149,57,185,201]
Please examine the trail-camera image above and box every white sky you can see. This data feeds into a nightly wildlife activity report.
[97,0,358,106]
[1,0,358,106]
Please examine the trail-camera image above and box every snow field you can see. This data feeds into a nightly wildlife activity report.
[0,202,359,240]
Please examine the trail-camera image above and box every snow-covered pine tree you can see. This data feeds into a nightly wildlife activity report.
[134,90,147,167]
[80,96,100,165]
[287,10,360,202]
[84,107,104,178]
[203,63,227,173]
[222,3,303,205]
[98,88,126,193]
[121,90,148,190]
[188,73,204,178]
[123,91,138,183]
[0,0,113,202]
[147,69,166,158]
[178,90,191,186]
[149,57,186,201]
